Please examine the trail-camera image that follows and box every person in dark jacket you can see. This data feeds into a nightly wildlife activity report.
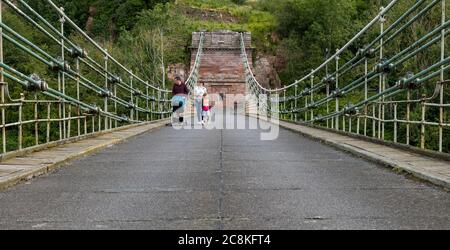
[172,76,189,97]
[171,76,189,123]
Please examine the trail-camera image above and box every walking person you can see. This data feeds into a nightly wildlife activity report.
[202,92,212,125]
[194,82,207,124]
[171,76,189,123]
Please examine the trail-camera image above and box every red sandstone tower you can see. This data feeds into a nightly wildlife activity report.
[190,31,253,98]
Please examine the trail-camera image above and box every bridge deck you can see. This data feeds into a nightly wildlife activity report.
[278,120,450,189]
[0,121,168,191]
[0,115,449,229]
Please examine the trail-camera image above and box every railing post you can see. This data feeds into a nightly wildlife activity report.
[167,93,170,118]
[394,103,398,143]
[406,89,410,145]
[304,91,308,122]
[58,74,62,140]
[283,89,286,120]
[161,29,166,120]
[439,0,445,152]
[381,80,385,139]
[151,88,155,121]
[84,113,87,135]
[104,50,109,130]
[290,98,293,121]
[135,91,139,122]
[47,103,50,143]
[91,114,94,133]
[335,50,340,130]
[343,111,346,132]
[420,94,426,149]
[161,92,166,119]
[0,0,6,153]
[364,58,368,136]
[60,7,66,139]
[380,7,386,140]
[158,90,162,120]
[130,72,134,121]
[356,109,360,134]
[34,93,38,146]
[109,107,112,129]
[146,84,149,122]
[76,58,81,136]
[18,97,22,150]
[349,115,352,133]
[114,77,117,128]
[310,71,314,121]
[326,83,330,128]
[330,80,333,128]
[372,105,376,138]
[98,111,101,132]
[325,58,329,128]
[67,102,71,138]
[295,84,298,122]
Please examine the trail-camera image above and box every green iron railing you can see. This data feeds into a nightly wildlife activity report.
[241,0,449,153]
[240,32,272,116]
[186,32,205,93]
[0,0,174,157]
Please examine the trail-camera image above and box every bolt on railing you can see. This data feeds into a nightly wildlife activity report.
[0,0,173,157]
[240,0,449,153]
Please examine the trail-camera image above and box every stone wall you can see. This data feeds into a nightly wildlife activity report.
[253,56,282,90]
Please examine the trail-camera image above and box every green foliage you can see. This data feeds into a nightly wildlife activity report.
[131,1,277,64]
[29,0,171,40]
[267,0,373,84]
[3,11,48,77]
[134,3,192,65]
[178,0,236,9]
[231,0,247,5]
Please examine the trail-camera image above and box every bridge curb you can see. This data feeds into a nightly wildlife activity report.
[0,119,170,191]
[0,120,170,162]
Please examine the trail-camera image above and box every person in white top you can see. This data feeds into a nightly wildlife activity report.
[193,83,207,124]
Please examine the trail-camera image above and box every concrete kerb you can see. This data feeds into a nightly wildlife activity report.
[0,119,171,162]
[0,119,170,191]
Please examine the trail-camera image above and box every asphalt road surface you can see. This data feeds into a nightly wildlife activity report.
[0,115,449,229]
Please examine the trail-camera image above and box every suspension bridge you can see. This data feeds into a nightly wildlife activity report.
[0,0,449,230]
